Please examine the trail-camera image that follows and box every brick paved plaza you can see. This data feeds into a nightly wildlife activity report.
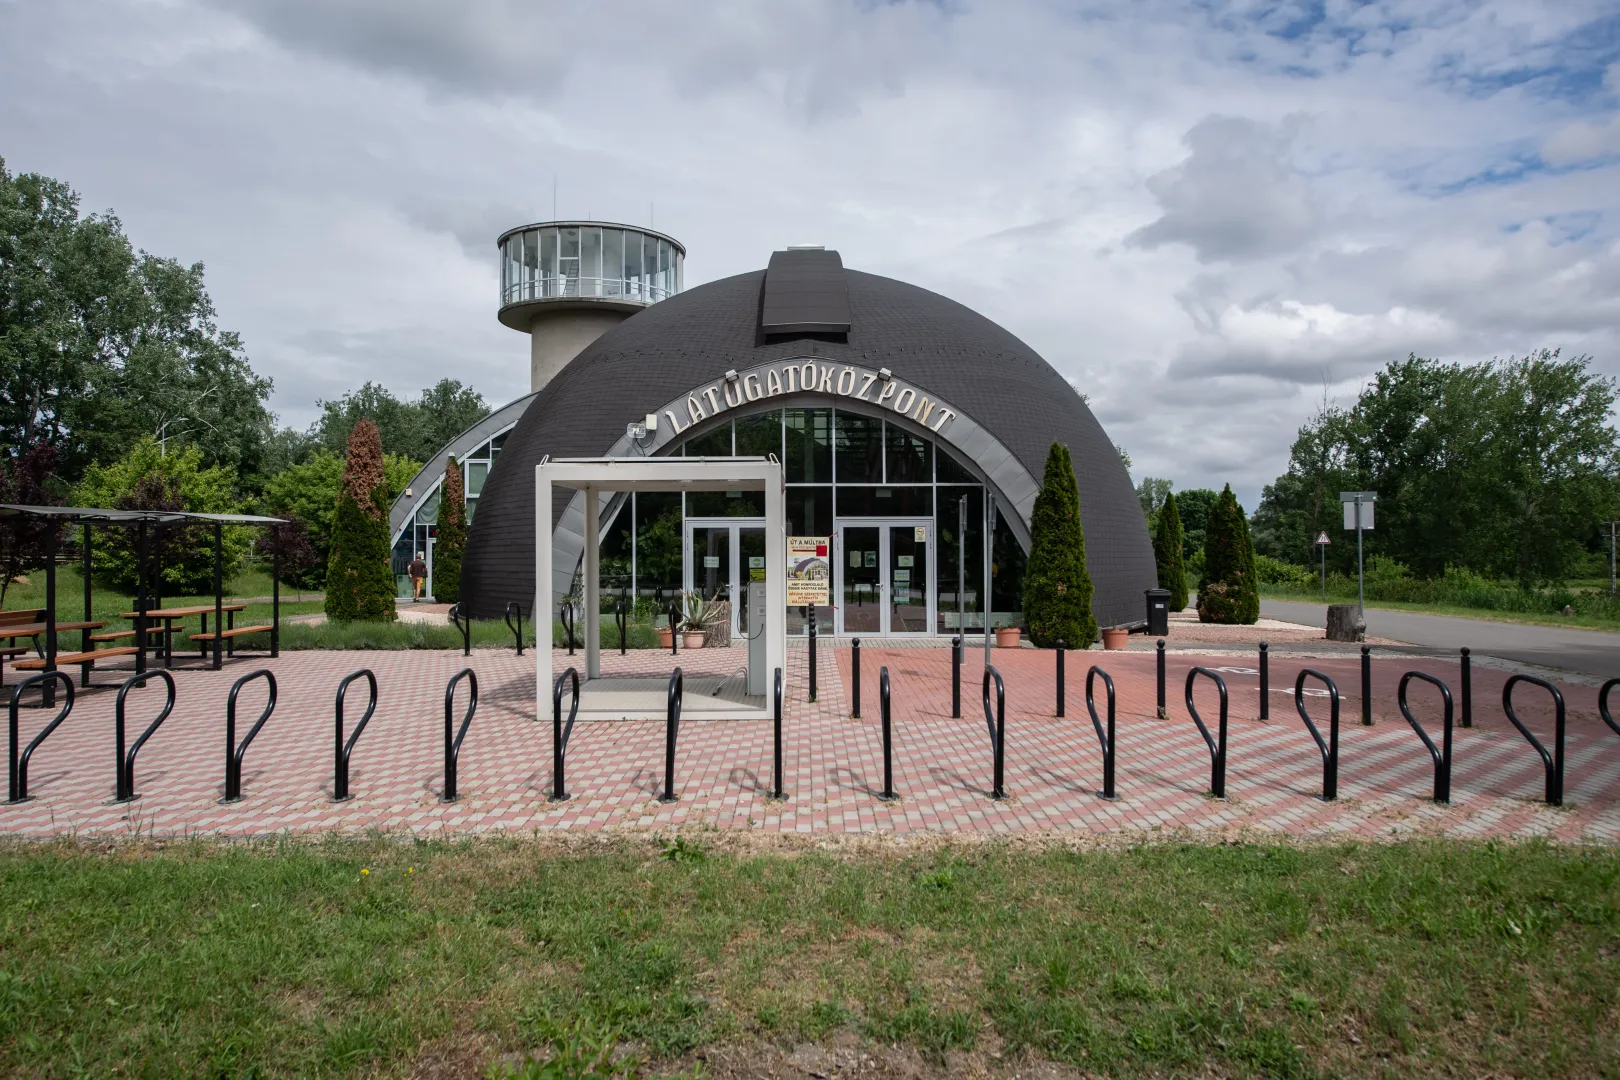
[4,642,1617,841]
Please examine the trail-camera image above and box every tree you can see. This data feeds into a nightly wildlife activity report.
[262,515,319,598]
[75,437,247,593]
[1136,476,1172,521]
[323,420,396,622]
[1153,490,1188,612]
[1,159,273,486]
[262,448,420,589]
[0,444,66,607]
[1022,442,1097,647]
[311,379,487,463]
[1197,485,1259,624]
[433,457,466,603]
[1175,488,1219,562]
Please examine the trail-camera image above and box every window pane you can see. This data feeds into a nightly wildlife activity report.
[624,232,643,297]
[934,486,981,633]
[784,407,831,482]
[936,444,977,483]
[582,227,602,293]
[683,422,732,457]
[634,491,683,606]
[836,486,932,516]
[541,228,558,297]
[991,512,1027,630]
[688,490,765,516]
[734,410,781,458]
[787,486,832,537]
[466,461,489,496]
[560,227,579,295]
[602,229,623,297]
[834,413,883,483]
[885,425,931,483]
[599,497,633,602]
[491,430,509,454]
[675,251,683,292]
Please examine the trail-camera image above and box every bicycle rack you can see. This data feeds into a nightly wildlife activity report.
[223,669,277,803]
[1085,665,1117,800]
[115,669,175,802]
[551,666,579,801]
[1397,671,1452,804]
[850,638,862,718]
[659,667,683,802]
[1155,639,1167,719]
[1055,639,1066,717]
[449,604,471,657]
[951,635,962,719]
[772,666,786,800]
[560,602,576,657]
[8,672,74,804]
[879,666,896,800]
[1184,667,1229,798]
[1502,674,1566,806]
[505,602,526,656]
[332,668,377,802]
[1258,642,1270,721]
[1293,669,1340,801]
[441,668,478,802]
[1602,679,1620,738]
[614,596,628,656]
[1360,645,1372,725]
[982,665,1007,799]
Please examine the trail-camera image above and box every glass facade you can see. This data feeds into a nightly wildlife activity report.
[594,406,1027,634]
[501,224,683,307]
[390,429,511,597]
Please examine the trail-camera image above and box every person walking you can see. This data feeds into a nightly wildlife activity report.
[408,552,428,602]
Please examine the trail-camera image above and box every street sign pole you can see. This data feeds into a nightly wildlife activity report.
[1356,497,1364,614]
[1609,520,1617,598]
[1314,532,1330,601]
[1340,492,1376,618]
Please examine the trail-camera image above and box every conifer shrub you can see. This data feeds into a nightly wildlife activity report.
[323,419,396,622]
[1153,489,1188,612]
[1021,442,1097,647]
[1196,484,1259,624]
[433,457,465,604]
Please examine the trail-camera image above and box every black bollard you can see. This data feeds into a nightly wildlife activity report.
[1259,641,1269,721]
[1460,647,1472,729]
[560,602,574,658]
[1156,639,1167,719]
[1055,638,1066,718]
[669,602,678,657]
[951,635,962,719]
[851,638,862,718]
[1361,645,1372,726]
[879,666,895,800]
[807,603,818,703]
[772,667,785,800]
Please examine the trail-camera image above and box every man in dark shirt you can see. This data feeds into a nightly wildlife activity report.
[408,553,428,601]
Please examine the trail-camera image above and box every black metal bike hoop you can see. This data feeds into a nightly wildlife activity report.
[229,669,278,770]
[505,602,526,656]
[982,664,1006,799]
[1085,665,1116,757]
[338,668,378,765]
[1502,673,1566,806]
[449,604,471,657]
[446,668,479,761]
[615,596,629,655]
[116,669,176,801]
[1602,678,1620,738]
[554,666,579,759]
[1184,667,1228,760]
[1293,668,1339,765]
[1396,670,1453,806]
[9,671,74,803]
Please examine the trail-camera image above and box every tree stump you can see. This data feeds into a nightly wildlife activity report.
[1326,604,1365,642]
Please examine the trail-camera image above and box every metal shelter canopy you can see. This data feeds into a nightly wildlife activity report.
[0,505,287,683]
[535,456,787,719]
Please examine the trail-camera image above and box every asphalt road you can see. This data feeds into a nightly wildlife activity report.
[1260,599,1620,680]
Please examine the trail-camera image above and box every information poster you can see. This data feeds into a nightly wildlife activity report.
[787,537,831,606]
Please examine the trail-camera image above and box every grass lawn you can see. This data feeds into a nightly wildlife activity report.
[1260,588,1620,633]
[2,565,324,632]
[0,836,1614,1078]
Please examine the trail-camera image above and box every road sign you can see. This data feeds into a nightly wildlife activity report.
[1315,532,1331,545]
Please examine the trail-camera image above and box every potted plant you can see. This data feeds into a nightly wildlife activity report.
[1101,626,1129,650]
[679,590,713,649]
[994,625,1022,648]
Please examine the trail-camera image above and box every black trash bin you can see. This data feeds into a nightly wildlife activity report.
[1145,589,1171,636]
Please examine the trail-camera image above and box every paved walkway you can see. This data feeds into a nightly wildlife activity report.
[1262,598,1620,680]
[3,644,1617,841]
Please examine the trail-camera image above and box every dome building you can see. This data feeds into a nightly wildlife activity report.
[458,244,1156,637]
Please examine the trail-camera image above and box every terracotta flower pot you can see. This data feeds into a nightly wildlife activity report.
[681,631,707,649]
[1101,627,1129,651]
[994,627,1021,648]
[657,626,674,648]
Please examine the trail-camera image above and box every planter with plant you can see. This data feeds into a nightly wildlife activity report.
[679,590,716,649]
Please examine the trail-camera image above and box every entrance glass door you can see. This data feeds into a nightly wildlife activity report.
[835,519,934,636]
[684,518,766,638]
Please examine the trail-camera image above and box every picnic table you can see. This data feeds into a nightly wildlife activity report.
[0,620,113,685]
[120,604,248,667]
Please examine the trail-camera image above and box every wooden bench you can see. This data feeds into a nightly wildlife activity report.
[89,627,183,643]
[14,648,140,681]
[190,624,273,642]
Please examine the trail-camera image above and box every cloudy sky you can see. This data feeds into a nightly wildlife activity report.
[4,0,1618,509]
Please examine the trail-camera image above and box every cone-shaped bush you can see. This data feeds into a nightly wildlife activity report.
[1196,484,1259,624]
[1154,490,1188,612]
[1022,442,1097,647]
[324,419,397,622]
[433,457,466,604]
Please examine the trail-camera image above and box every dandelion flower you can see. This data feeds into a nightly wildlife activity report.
[361,868,370,876]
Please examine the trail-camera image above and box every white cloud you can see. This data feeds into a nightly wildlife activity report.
[1,0,1617,513]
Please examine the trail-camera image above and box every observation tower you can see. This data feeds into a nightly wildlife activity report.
[497,221,686,392]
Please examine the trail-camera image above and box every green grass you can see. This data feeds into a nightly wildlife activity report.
[0,837,1614,1077]
[1261,586,1620,633]
[246,619,664,651]
[2,564,324,630]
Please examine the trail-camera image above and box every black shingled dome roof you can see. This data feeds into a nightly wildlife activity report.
[460,258,1157,628]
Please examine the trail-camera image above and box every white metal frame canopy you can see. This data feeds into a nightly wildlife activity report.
[535,457,787,715]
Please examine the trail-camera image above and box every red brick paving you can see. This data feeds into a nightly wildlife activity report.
[2,643,1616,841]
